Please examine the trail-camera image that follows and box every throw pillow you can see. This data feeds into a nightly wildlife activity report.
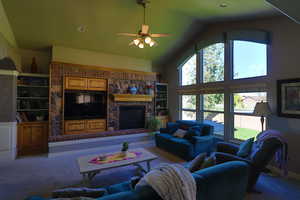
[237,137,255,158]
[173,129,187,138]
[201,155,216,169]
[188,153,207,173]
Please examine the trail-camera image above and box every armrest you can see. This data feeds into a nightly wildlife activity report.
[189,135,213,144]
[215,152,252,166]
[159,127,169,133]
[216,142,239,155]
[52,187,107,198]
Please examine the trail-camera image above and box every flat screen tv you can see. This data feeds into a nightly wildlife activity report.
[64,90,106,120]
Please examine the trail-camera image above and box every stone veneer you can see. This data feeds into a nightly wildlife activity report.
[49,62,157,141]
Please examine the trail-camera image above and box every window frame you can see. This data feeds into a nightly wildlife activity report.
[230,91,268,141]
[180,94,198,120]
[177,40,270,142]
[201,43,225,84]
[199,93,225,137]
[179,54,198,86]
[230,40,269,80]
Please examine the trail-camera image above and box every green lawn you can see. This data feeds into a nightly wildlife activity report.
[234,128,260,140]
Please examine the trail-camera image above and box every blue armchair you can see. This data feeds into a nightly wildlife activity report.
[155,120,214,160]
[26,161,249,200]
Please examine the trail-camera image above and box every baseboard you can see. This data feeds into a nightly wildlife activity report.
[268,165,300,181]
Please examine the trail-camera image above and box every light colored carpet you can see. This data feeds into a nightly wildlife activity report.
[0,141,300,200]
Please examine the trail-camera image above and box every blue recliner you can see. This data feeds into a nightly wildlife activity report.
[26,161,249,200]
[155,120,214,160]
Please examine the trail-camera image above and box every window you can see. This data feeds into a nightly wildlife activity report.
[181,54,197,86]
[181,95,197,120]
[203,43,225,83]
[178,38,269,141]
[233,41,267,79]
[233,92,267,140]
[201,94,224,136]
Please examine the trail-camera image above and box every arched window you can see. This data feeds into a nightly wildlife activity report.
[178,36,269,140]
[180,54,197,86]
[202,43,225,83]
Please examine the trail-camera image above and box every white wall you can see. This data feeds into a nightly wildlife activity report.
[0,122,17,159]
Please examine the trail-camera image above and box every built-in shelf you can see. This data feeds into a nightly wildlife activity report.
[17,97,48,99]
[113,94,154,102]
[17,109,49,112]
[17,84,49,88]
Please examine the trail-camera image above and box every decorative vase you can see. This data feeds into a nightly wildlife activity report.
[31,57,38,73]
[148,88,154,96]
[36,116,44,121]
[129,86,137,94]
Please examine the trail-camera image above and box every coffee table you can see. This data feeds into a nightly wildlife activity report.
[77,148,158,185]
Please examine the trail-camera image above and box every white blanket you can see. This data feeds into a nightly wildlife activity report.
[136,163,196,200]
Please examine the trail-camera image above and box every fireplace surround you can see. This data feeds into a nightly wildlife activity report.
[119,105,145,130]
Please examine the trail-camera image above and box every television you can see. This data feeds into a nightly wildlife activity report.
[64,90,106,120]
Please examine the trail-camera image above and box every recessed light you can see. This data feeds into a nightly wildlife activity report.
[77,26,87,33]
[220,3,228,8]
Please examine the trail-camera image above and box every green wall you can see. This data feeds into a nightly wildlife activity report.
[0,0,16,47]
[52,46,153,72]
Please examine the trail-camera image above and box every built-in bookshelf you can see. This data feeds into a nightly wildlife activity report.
[155,83,168,116]
[17,73,49,122]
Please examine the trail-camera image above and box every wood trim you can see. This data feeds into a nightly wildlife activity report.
[51,61,158,76]
[87,78,107,91]
[64,77,87,90]
[113,94,154,102]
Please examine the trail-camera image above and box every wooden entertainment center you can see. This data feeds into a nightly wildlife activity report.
[63,76,108,135]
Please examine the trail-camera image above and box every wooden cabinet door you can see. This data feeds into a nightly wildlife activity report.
[87,78,107,91]
[31,125,47,151]
[65,120,86,134]
[17,122,48,156]
[86,119,106,131]
[65,77,87,90]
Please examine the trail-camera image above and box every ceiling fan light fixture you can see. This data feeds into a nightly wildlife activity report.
[133,38,140,46]
[138,43,144,48]
[144,36,152,44]
[149,40,155,47]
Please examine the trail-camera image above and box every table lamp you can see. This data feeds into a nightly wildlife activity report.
[253,101,271,132]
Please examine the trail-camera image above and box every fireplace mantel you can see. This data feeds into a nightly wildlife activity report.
[113,94,153,102]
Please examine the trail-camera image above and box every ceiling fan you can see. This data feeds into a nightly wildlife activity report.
[117,0,170,48]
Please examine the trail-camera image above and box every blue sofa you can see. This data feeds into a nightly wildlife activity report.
[26,161,249,200]
[155,120,214,160]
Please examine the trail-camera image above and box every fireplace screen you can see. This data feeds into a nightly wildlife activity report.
[119,105,145,130]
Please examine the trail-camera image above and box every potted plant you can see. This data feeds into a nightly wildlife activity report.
[120,142,129,157]
[35,111,44,121]
[146,117,161,135]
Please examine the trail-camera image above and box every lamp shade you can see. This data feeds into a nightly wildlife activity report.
[253,101,271,116]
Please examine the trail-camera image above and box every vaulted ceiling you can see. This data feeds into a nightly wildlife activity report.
[3,0,277,61]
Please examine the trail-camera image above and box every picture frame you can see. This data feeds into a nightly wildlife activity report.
[277,78,300,118]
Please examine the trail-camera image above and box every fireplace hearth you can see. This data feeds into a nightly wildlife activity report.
[119,105,145,130]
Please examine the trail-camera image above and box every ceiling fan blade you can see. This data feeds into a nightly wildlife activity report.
[150,33,171,38]
[141,24,149,34]
[129,41,135,46]
[117,33,138,37]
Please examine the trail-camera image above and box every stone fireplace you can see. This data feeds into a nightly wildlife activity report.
[49,62,157,142]
[119,105,145,130]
